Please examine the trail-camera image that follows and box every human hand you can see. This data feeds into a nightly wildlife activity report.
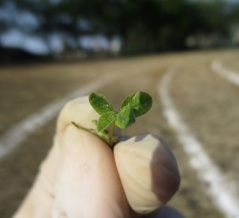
[13,96,182,218]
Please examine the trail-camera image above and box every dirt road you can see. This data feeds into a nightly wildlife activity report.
[0,49,239,218]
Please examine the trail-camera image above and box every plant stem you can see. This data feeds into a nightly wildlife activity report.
[108,123,115,147]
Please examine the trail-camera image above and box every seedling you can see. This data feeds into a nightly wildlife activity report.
[72,92,152,147]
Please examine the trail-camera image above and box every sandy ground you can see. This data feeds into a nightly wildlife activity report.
[0,49,239,218]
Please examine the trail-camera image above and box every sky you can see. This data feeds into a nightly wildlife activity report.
[1,29,115,54]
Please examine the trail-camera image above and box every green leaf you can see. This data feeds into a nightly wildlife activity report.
[89,92,115,115]
[120,92,152,117]
[97,112,116,132]
[115,105,135,129]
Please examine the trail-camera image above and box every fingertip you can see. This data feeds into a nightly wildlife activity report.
[114,133,180,214]
[57,96,99,135]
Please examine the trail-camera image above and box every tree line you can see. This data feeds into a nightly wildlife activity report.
[1,0,239,56]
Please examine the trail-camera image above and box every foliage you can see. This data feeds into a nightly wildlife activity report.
[0,0,239,54]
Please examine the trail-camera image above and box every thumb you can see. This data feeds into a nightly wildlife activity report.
[52,125,130,218]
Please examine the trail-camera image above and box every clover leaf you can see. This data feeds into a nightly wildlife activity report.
[97,112,116,132]
[115,104,135,129]
[120,92,152,117]
[89,92,115,115]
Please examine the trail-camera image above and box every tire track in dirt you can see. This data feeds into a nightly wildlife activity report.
[158,67,239,218]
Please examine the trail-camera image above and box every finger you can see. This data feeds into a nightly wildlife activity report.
[114,133,180,214]
[52,125,130,218]
[13,96,100,218]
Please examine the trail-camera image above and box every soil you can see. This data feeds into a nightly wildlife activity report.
[0,49,238,218]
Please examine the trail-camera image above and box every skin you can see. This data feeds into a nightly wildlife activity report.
[13,97,184,218]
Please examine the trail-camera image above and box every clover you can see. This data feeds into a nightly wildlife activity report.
[72,91,152,147]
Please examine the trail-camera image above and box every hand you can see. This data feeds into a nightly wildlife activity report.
[13,96,183,218]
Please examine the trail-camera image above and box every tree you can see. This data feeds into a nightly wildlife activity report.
[1,0,238,55]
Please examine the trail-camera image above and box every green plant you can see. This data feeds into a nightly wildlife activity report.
[72,92,152,147]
